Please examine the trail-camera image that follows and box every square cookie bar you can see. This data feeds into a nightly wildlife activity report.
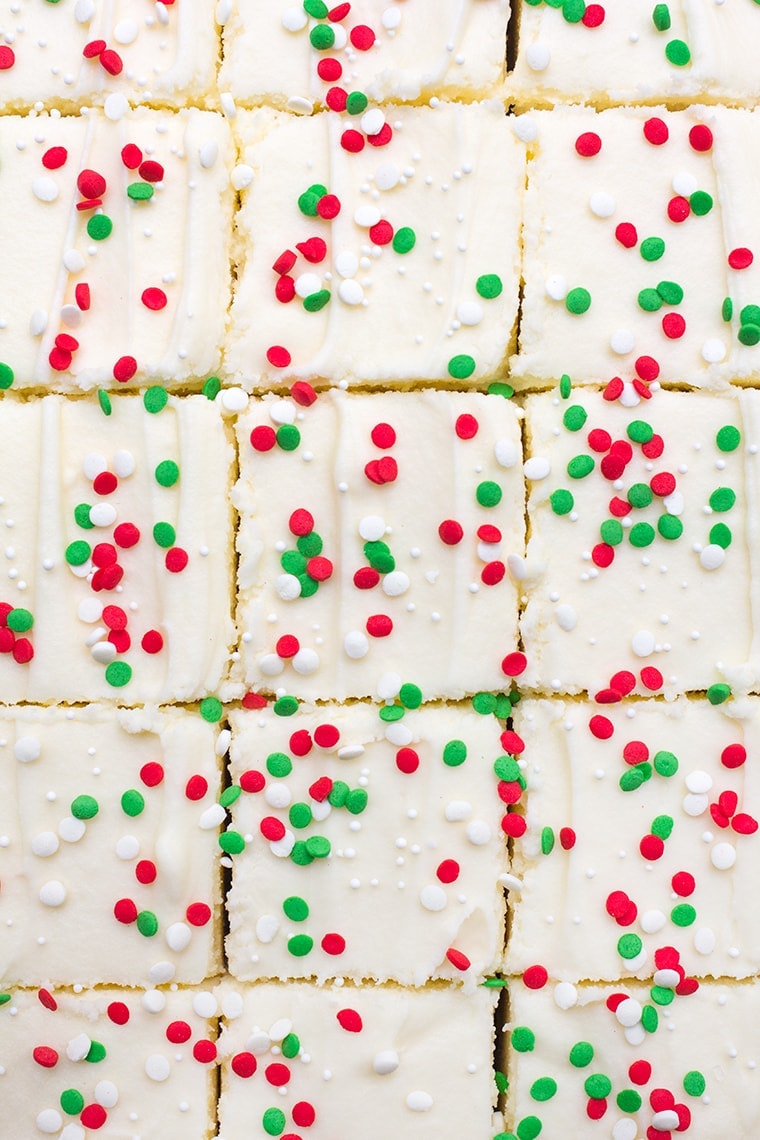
[513,105,760,390]
[225,101,524,389]
[0,986,218,1139]
[0,394,235,704]
[217,981,501,1140]
[507,697,760,983]
[510,1,760,109]
[507,978,760,1140]
[225,702,509,985]
[0,109,233,391]
[520,387,760,698]
[0,1,219,113]
[234,389,524,700]
[219,0,509,108]
[0,704,223,988]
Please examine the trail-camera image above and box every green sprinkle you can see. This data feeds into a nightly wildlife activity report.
[671,903,696,927]
[628,419,654,444]
[652,3,671,30]
[136,910,158,937]
[738,324,760,346]
[584,1074,612,1099]
[476,480,502,507]
[472,692,498,715]
[297,531,322,557]
[66,540,91,566]
[219,830,246,855]
[0,994,11,1007]
[298,573,318,598]
[74,504,94,530]
[266,752,293,778]
[549,489,574,515]
[566,454,595,481]
[707,682,732,705]
[559,373,572,398]
[153,521,176,548]
[281,550,307,576]
[683,1070,706,1097]
[392,227,416,254]
[287,934,313,957]
[495,1071,509,1096]
[220,786,242,808]
[364,540,395,573]
[273,695,299,716]
[641,236,666,261]
[399,682,423,709]
[722,297,734,322]
[289,841,313,866]
[85,1040,106,1063]
[304,835,331,858]
[105,662,132,688]
[309,24,335,49]
[616,1089,642,1113]
[569,1041,594,1068]
[199,697,223,723]
[476,274,503,299]
[628,482,653,508]
[600,519,623,546]
[657,280,684,305]
[448,354,476,379]
[565,287,591,314]
[121,790,145,818]
[378,705,404,723]
[710,522,732,549]
[658,515,683,540]
[617,933,643,960]
[709,487,736,512]
[651,985,675,1006]
[60,1089,85,1115]
[289,802,312,829]
[283,895,309,922]
[563,405,588,432]
[297,190,319,217]
[494,756,521,782]
[665,38,691,66]
[487,382,515,399]
[71,794,99,820]
[203,376,221,400]
[345,788,368,814]
[277,424,301,451]
[511,1027,535,1053]
[540,827,555,855]
[443,740,467,767]
[0,362,14,389]
[262,1106,287,1136]
[281,1033,300,1058]
[653,750,678,777]
[155,460,179,487]
[638,288,662,312]
[690,190,713,216]
[651,814,674,840]
[562,0,585,22]
[6,608,32,633]
[482,976,509,988]
[144,386,168,414]
[494,694,513,718]
[741,305,760,328]
[328,780,349,808]
[642,1004,659,1033]
[303,0,328,14]
[346,92,368,115]
[516,1117,542,1140]
[87,214,112,241]
[530,1077,558,1101]
[303,289,330,313]
[127,181,154,201]
[97,389,111,415]
[629,522,656,548]
[620,766,647,792]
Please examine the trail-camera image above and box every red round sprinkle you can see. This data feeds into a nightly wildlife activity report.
[501,651,527,677]
[455,413,479,440]
[290,729,313,756]
[589,714,614,739]
[185,774,209,801]
[609,497,632,517]
[100,48,123,75]
[642,433,664,459]
[615,222,638,248]
[113,898,138,924]
[501,812,527,838]
[587,1098,607,1121]
[113,355,137,383]
[141,287,168,311]
[650,471,676,497]
[595,688,622,704]
[729,247,754,270]
[261,816,286,841]
[437,859,460,884]
[501,729,525,754]
[582,4,606,27]
[265,1062,291,1086]
[354,566,380,589]
[266,345,292,369]
[231,1052,257,1078]
[623,741,648,765]
[719,789,738,817]
[77,169,106,198]
[629,1059,652,1085]
[643,117,669,146]
[37,988,57,1011]
[396,747,420,774]
[640,834,665,860]
[75,283,91,310]
[610,671,636,696]
[102,604,127,631]
[308,555,334,581]
[317,57,342,82]
[732,812,758,835]
[522,964,549,990]
[80,1104,107,1130]
[187,902,212,927]
[321,932,346,955]
[33,1046,59,1068]
[326,86,348,112]
[296,237,327,264]
[606,890,631,919]
[241,692,267,709]
[314,724,339,749]
[350,24,375,50]
[92,542,117,568]
[121,143,142,169]
[498,780,523,806]
[635,355,660,382]
[672,871,696,897]
[481,561,506,586]
[292,1102,317,1128]
[139,160,165,183]
[650,1088,676,1112]
[559,827,577,850]
[193,1040,217,1064]
[0,45,15,70]
[141,630,164,654]
[107,1001,130,1025]
[240,770,266,793]
[640,666,663,690]
[662,312,686,339]
[108,629,130,654]
[83,39,106,59]
[606,993,628,1012]
[367,123,393,148]
[603,376,625,401]
[42,146,67,170]
[575,132,602,157]
[273,250,297,276]
[341,128,365,154]
[689,124,713,152]
[366,613,392,637]
[329,2,350,18]
[49,347,72,372]
[135,859,157,885]
[308,776,332,802]
[721,743,747,769]
[317,193,341,219]
[114,522,140,548]
[600,453,626,481]
[336,1008,363,1032]
[588,428,612,452]
[667,195,691,223]
[166,1020,192,1044]
[165,547,189,573]
[369,219,393,246]
[139,761,164,788]
[250,425,277,451]
[12,637,33,664]
[676,976,699,996]
[446,948,472,971]
[438,519,464,545]
[290,381,318,406]
[276,634,300,659]
[478,524,502,543]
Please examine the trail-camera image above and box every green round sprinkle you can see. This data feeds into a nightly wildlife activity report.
[153,521,176,548]
[298,190,319,217]
[379,705,405,723]
[738,324,760,346]
[741,305,760,327]
[710,522,732,549]
[629,522,656,548]
[364,540,395,573]
[473,692,497,715]
[399,682,423,709]
[121,790,145,818]
[87,214,112,241]
[476,274,503,299]
[7,607,33,632]
[494,694,513,718]
[476,480,502,507]
[309,24,335,49]
[71,794,99,820]
[559,373,572,398]
[665,38,691,66]
[584,1074,612,1099]
[155,460,179,487]
[203,376,221,400]
[642,1004,659,1033]
[220,786,242,808]
[303,0,328,14]
[105,662,132,688]
[690,190,713,216]
[707,682,732,705]
[619,767,646,792]
[66,540,91,566]
[0,362,14,389]
[540,827,555,855]
[281,1033,300,1058]
[652,814,674,840]
[392,226,416,254]
[0,994,12,1006]
[657,280,684,305]
[565,287,591,314]
[199,697,223,723]
[74,503,95,530]
[658,514,683,541]
[289,802,312,829]
[97,389,111,415]
[273,695,299,717]
[305,835,331,858]
[287,934,314,958]
[569,1041,594,1068]
[283,895,309,922]
[303,289,330,313]
[277,425,301,451]
[328,780,349,807]
[494,756,521,781]
[281,550,307,575]
[683,1070,706,1097]
[345,788,368,814]
[266,752,293,778]
[550,489,574,515]
[136,910,158,937]
[562,405,587,432]
[448,354,476,380]
[127,181,154,201]
[653,750,678,777]
[297,531,323,557]
[628,419,654,444]
[627,482,653,508]
[219,830,246,855]
[722,296,734,322]
[617,933,643,960]
[641,237,666,262]
[482,977,509,989]
[671,903,696,927]
[652,3,671,30]
[516,1117,542,1140]
[60,1089,85,1115]
[709,487,736,512]
[638,288,663,312]
[562,0,585,22]
[144,386,168,414]
[650,985,675,1006]
[443,740,467,767]
[298,573,318,598]
[600,519,623,546]
[511,1027,535,1053]
[85,1040,106,1063]
[567,455,594,479]
[345,91,368,115]
[616,1089,642,1113]
[262,1106,287,1135]
[530,1077,558,1101]
[289,841,313,866]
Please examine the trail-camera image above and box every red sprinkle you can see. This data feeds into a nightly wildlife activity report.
[77,168,106,198]
[522,964,549,990]
[396,747,420,774]
[265,1062,291,1085]
[582,4,606,27]
[350,25,376,50]
[689,124,713,152]
[437,859,460,884]
[38,988,57,1011]
[589,714,614,740]
[292,1102,317,1128]
[107,1001,130,1025]
[366,613,393,637]
[185,774,209,801]
[121,143,142,170]
[141,629,164,654]
[317,194,341,219]
[288,507,313,537]
[232,1052,257,1078]
[142,287,168,311]
[240,770,266,793]
[672,871,696,897]
[82,39,106,59]
[42,146,67,170]
[274,276,294,302]
[615,222,638,249]
[100,48,123,76]
[166,1021,193,1044]
[721,743,747,769]
[317,57,343,82]
[33,1046,59,1069]
[501,651,527,677]
[186,902,212,926]
[438,519,464,545]
[336,1008,363,1032]
[113,355,137,383]
[266,345,292,369]
[369,220,393,246]
[662,312,686,339]
[729,247,754,270]
[140,762,164,787]
[296,237,327,264]
[446,948,472,971]
[139,160,165,183]
[640,666,664,691]
[667,196,691,223]
[193,1040,217,1064]
[575,132,602,157]
[643,117,669,146]
[559,827,577,850]
[291,381,318,406]
[0,45,15,70]
[80,1105,107,1130]
[321,932,346,955]
[640,834,665,860]
[326,86,348,112]
[371,422,396,448]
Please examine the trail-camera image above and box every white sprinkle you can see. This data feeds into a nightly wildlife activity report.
[610,329,635,355]
[36,1110,63,1134]
[94,1080,119,1108]
[145,1054,171,1082]
[292,647,319,675]
[104,93,129,121]
[702,338,726,364]
[553,982,578,1010]
[711,841,736,870]
[525,42,550,71]
[406,1091,433,1112]
[33,176,59,203]
[555,604,577,632]
[615,998,643,1027]
[66,1033,92,1062]
[31,832,59,857]
[193,991,218,1018]
[700,544,725,570]
[589,191,616,218]
[545,274,567,301]
[256,915,279,943]
[373,1049,399,1074]
[631,629,655,657]
[456,301,483,326]
[282,6,308,31]
[524,456,551,481]
[114,18,138,43]
[115,835,139,860]
[465,819,491,845]
[694,927,717,955]
[512,116,538,143]
[14,736,40,763]
[58,817,86,843]
[166,922,192,952]
[231,164,254,191]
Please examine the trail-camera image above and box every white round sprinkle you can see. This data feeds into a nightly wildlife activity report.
[672,171,698,197]
[445,800,472,822]
[74,0,96,22]
[222,991,244,1020]
[373,1049,399,1074]
[711,841,736,870]
[36,1110,63,1134]
[524,456,551,481]
[465,819,491,845]
[545,274,567,301]
[78,598,102,623]
[640,909,666,934]
[33,177,59,203]
[256,915,279,943]
[199,141,219,170]
[145,1054,171,1082]
[199,804,226,830]
[14,736,40,763]
[631,629,655,657]
[375,163,400,190]
[292,647,319,675]
[282,5,308,31]
[494,439,518,468]
[694,927,717,955]
[104,93,129,121]
[700,544,725,570]
[419,884,447,911]
[663,490,684,516]
[142,990,166,1014]
[338,279,364,306]
[113,449,135,478]
[149,962,175,986]
[32,832,59,858]
[512,115,538,143]
[610,329,635,355]
[275,573,301,601]
[248,1031,271,1054]
[553,982,578,1010]
[358,515,386,541]
[686,770,713,794]
[653,1111,680,1131]
[335,251,360,279]
[58,817,86,843]
[94,1080,119,1108]
[166,922,192,952]
[39,880,66,907]
[114,18,138,43]
[525,42,550,71]
[654,968,681,988]
[613,1119,638,1140]
[406,1091,433,1112]
[382,6,401,30]
[354,204,382,228]
[193,992,218,1018]
[63,250,85,274]
[702,338,726,364]
[555,604,577,632]
[30,309,48,337]
[295,272,322,299]
[259,653,284,677]
[683,792,709,817]
[361,109,385,137]
[589,191,616,218]
[456,301,483,326]
[83,452,108,479]
[66,1033,91,1062]
[115,835,139,860]
[91,641,117,665]
[231,164,254,191]
[270,831,296,858]
[89,503,117,527]
[382,571,410,597]
[615,998,642,1027]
